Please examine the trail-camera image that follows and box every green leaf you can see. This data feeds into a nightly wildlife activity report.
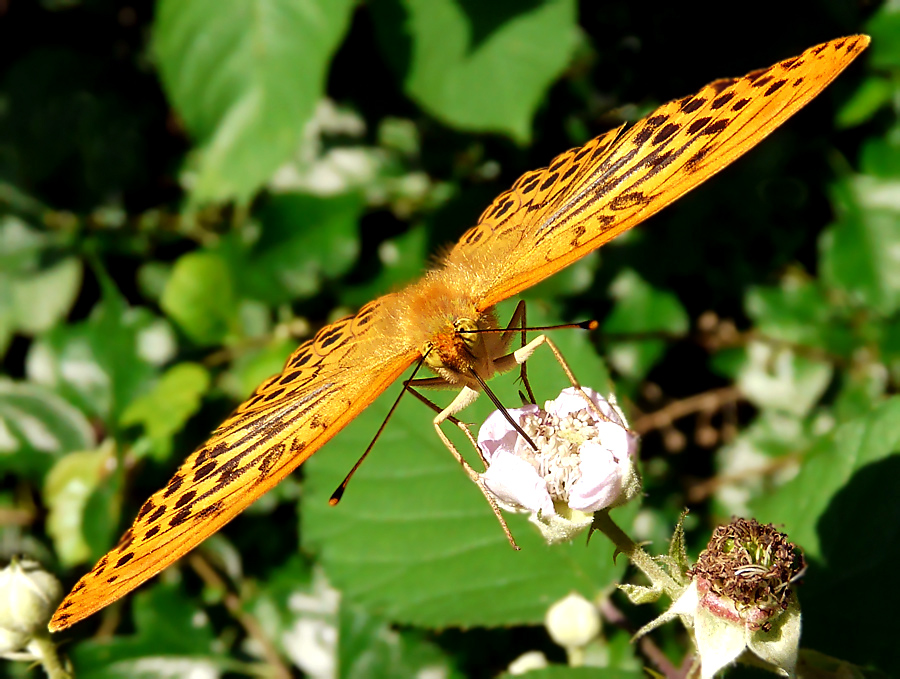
[745,278,855,357]
[219,337,298,401]
[373,0,578,142]
[341,224,431,310]
[160,250,239,345]
[750,398,900,669]
[70,583,224,679]
[339,603,455,679]
[10,256,82,335]
[154,0,355,204]
[302,303,623,628]
[120,362,211,462]
[238,191,365,304]
[820,176,900,316]
[44,446,110,566]
[712,410,815,517]
[26,296,162,425]
[0,379,95,479]
[752,397,900,558]
[835,75,894,129]
[502,668,644,679]
[602,269,689,381]
[0,218,82,354]
[867,3,900,70]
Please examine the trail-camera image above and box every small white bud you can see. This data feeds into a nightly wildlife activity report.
[507,650,549,675]
[0,558,62,655]
[544,592,601,649]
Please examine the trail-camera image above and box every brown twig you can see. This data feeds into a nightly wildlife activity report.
[0,507,35,526]
[188,553,293,679]
[599,598,685,678]
[685,452,802,503]
[631,386,743,436]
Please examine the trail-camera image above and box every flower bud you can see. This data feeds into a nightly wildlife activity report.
[507,651,549,675]
[545,592,601,649]
[477,387,641,543]
[0,558,62,656]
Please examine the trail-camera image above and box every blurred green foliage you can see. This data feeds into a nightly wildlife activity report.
[0,0,895,677]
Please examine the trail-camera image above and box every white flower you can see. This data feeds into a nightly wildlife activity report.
[478,387,641,543]
[0,558,62,658]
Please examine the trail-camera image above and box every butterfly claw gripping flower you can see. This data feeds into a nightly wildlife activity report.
[477,387,641,543]
[641,518,804,679]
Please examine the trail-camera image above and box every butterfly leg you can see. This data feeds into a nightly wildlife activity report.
[434,387,520,550]
[528,335,620,425]
[500,300,537,404]
[405,381,520,549]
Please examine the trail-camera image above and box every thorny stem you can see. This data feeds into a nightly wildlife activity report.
[598,599,679,677]
[592,510,682,598]
[31,632,72,679]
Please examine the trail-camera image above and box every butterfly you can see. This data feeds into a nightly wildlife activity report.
[49,34,869,632]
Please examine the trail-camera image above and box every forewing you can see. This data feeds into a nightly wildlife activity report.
[50,295,418,631]
[451,35,869,309]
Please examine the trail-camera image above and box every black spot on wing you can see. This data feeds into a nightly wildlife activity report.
[116,529,134,551]
[652,123,680,145]
[540,173,559,192]
[687,117,712,135]
[681,97,706,113]
[764,79,787,96]
[711,91,735,109]
[701,119,730,136]
[560,164,579,182]
[278,370,302,386]
[194,460,217,482]
[609,192,645,210]
[163,474,183,498]
[169,507,192,527]
[137,498,156,520]
[175,490,197,509]
[710,78,735,94]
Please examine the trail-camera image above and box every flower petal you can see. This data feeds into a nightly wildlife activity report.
[477,404,540,461]
[546,387,627,427]
[695,605,748,679]
[481,449,554,515]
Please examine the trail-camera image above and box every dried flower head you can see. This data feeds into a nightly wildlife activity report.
[689,518,804,632]
[640,518,804,679]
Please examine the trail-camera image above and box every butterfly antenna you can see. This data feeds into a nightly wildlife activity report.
[467,369,538,451]
[329,355,429,506]
[465,319,599,334]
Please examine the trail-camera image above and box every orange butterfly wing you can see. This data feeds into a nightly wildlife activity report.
[50,35,869,632]
[49,295,418,631]
[449,35,869,309]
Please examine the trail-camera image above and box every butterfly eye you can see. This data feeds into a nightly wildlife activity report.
[454,318,479,344]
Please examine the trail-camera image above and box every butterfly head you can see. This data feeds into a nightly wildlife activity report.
[422,313,507,386]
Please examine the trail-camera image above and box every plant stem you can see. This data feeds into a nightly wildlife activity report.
[592,510,682,597]
[31,632,72,679]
